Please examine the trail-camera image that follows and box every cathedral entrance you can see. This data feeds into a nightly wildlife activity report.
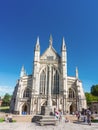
[22,103,30,115]
[40,100,46,115]
[69,102,76,114]
[40,100,56,115]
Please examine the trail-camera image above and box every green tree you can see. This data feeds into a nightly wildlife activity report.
[2,93,12,106]
[85,92,92,103]
[91,85,98,96]
[85,92,98,104]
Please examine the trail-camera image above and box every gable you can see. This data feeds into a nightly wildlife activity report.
[40,46,60,61]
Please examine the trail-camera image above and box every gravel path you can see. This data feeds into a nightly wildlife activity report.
[0,121,98,130]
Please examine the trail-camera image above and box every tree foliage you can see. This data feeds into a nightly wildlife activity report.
[2,93,12,106]
[91,85,98,96]
[85,92,92,103]
[85,92,98,104]
[85,84,98,104]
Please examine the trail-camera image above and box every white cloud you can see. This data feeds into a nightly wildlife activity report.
[0,85,14,97]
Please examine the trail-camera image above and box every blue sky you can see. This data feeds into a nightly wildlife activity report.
[0,0,98,96]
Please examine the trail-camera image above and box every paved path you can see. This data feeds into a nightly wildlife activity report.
[0,121,98,130]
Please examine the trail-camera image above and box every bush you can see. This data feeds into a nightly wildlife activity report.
[0,118,4,122]
[91,119,98,123]
[12,120,16,122]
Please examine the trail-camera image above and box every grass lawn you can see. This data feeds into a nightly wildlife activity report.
[0,106,16,122]
[0,117,16,123]
[0,106,10,113]
[0,118,4,122]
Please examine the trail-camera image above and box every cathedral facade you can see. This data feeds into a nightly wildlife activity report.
[10,36,87,115]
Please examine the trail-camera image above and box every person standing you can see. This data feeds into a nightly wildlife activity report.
[86,108,91,125]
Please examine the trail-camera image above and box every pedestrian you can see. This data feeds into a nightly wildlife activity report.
[8,114,13,122]
[58,109,62,121]
[86,108,91,125]
[4,114,9,122]
[54,110,59,119]
[76,111,80,121]
[65,116,70,123]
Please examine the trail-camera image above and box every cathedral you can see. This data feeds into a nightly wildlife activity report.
[10,36,87,115]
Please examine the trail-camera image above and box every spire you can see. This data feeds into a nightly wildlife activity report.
[62,37,66,50]
[76,67,79,79]
[20,65,26,77]
[35,36,40,51]
[49,34,53,47]
[37,36,39,45]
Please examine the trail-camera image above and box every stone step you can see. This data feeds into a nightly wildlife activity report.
[40,119,58,122]
[41,116,55,119]
[38,115,59,126]
[38,121,58,126]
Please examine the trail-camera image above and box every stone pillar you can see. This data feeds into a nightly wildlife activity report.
[63,76,68,114]
[44,65,52,115]
[47,65,52,106]
[45,66,47,95]
[38,96,41,114]
[64,97,67,114]
[30,98,33,114]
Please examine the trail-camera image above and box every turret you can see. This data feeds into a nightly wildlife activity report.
[20,65,26,77]
[34,37,40,62]
[49,34,53,48]
[61,37,66,51]
[32,37,40,94]
[76,67,79,79]
[61,37,68,113]
[35,37,40,51]
[61,37,67,76]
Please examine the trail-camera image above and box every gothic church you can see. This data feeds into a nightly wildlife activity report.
[10,36,87,115]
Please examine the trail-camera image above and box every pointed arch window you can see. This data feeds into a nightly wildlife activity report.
[53,69,59,94]
[40,70,46,94]
[69,88,75,99]
[23,88,31,98]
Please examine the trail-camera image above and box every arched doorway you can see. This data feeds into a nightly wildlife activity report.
[40,100,47,115]
[70,102,76,114]
[22,104,29,115]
